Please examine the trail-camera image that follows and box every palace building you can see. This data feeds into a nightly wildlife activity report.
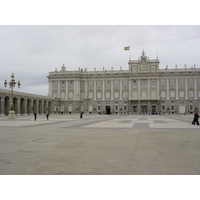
[48,50,200,115]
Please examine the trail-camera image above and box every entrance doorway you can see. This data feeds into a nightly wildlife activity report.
[141,106,147,114]
[151,106,156,114]
[179,105,185,114]
[133,106,137,114]
[106,106,111,114]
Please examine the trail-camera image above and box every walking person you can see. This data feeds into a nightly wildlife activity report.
[192,111,199,125]
[80,112,83,119]
[46,113,49,120]
[34,112,37,121]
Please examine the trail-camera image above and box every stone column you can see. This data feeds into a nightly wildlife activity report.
[65,81,68,100]
[94,80,96,100]
[194,78,197,99]
[148,79,150,98]
[185,78,188,99]
[58,80,61,99]
[102,80,105,100]
[129,79,132,99]
[120,79,122,100]
[176,78,179,99]
[138,79,141,98]
[85,80,88,99]
[111,79,113,100]
[157,79,160,98]
[166,78,169,99]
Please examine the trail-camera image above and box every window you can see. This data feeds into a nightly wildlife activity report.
[106,80,110,85]
[97,80,101,85]
[105,92,110,99]
[123,92,128,99]
[97,92,101,99]
[151,91,156,98]
[115,106,118,111]
[161,91,166,99]
[89,81,93,85]
[189,79,193,83]
[54,81,57,86]
[142,91,147,98]
[179,90,184,98]
[170,79,174,84]
[171,105,175,110]
[115,80,119,85]
[189,90,194,98]
[123,80,127,84]
[124,106,127,111]
[61,92,65,99]
[81,92,84,100]
[69,92,73,99]
[69,80,73,85]
[133,80,137,84]
[114,91,119,99]
[162,105,165,110]
[170,90,175,99]
[179,79,184,83]
[133,91,137,98]
[141,80,147,87]
[89,92,93,99]
[161,79,165,84]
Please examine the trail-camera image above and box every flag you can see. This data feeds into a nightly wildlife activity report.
[124,46,130,51]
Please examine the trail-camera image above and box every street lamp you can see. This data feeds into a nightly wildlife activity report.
[4,73,21,120]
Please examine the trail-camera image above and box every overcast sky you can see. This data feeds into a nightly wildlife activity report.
[0,25,200,96]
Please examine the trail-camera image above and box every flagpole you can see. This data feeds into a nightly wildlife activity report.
[129,48,131,60]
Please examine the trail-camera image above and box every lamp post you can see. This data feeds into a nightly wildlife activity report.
[4,73,21,120]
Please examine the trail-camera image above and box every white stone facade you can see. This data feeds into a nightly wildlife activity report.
[47,51,200,114]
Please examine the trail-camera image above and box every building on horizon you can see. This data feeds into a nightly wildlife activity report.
[46,50,200,115]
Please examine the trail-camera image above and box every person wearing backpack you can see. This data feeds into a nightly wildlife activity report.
[192,111,199,125]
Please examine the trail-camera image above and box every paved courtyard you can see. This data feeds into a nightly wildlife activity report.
[0,113,200,175]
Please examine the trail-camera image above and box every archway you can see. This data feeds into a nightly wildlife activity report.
[38,100,42,115]
[33,99,37,113]
[43,101,47,114]
[20,98,25,115]
[4,96,10,115]
[13,97,18,114]
[48,101,52,114]
[27,99,32,115]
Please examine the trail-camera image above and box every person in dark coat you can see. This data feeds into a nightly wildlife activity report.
[80,112,83,119]
[46,113,49,120]
[34,112,37,121]
[192,111,199,125]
